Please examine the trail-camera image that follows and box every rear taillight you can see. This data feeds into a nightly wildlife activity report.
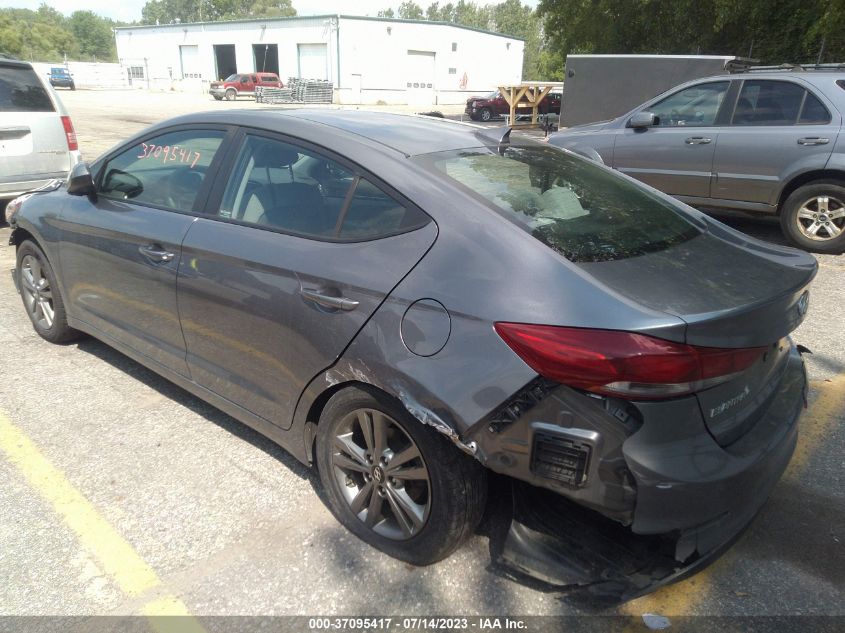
[60,116,78,151]
[494,323,765,399]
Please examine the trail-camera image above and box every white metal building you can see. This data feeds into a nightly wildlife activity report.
[114,15,524,105]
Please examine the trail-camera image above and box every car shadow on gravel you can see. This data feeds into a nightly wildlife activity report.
[74,337,316,483]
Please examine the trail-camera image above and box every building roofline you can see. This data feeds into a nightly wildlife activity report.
[339,15,523,41]
[113,13,523,41]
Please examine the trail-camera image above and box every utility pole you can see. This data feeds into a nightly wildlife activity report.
[817,36,826,65]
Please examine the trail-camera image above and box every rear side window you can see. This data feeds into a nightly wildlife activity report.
[798,92,831,124]
[219,135,428,240]
[423,145,700,263]
[732,80,805,125]
[338,178,422,239]
[0,64,53,112]
[99,129,225,212]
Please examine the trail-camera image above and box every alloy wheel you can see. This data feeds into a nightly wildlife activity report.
[330,408,431,540]
[20,255,55,330]
[795,195,845,241]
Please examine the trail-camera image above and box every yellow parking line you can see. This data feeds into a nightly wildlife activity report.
[623,376,844,617]
[0,410,159,597]
[786,376,845,478]
[0,410,206,631]
[143,597,208,633]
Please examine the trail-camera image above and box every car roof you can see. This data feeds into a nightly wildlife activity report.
[693,71,845,87]
[0,59,33,70]
[169,109,495,156]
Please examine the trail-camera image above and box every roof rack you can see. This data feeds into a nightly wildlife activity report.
[726,59,845,73]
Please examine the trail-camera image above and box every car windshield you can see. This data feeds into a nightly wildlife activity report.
[225,74,238,81]
[421,145,701,262]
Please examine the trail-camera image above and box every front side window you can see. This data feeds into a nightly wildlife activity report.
[732,80,805,126]
[650,81,729,127]
[219,135,428,240]
[422,145,700,262]
[98,129,225,212]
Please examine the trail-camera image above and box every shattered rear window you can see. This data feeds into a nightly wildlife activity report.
[421,145,700,262]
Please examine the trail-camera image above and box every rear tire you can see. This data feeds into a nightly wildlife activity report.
[225,89,236,101]
[780,181,845,253]
[16,240,80,344]
[316,385,486,565]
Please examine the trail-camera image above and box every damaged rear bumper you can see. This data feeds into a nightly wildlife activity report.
[475,345,806,600]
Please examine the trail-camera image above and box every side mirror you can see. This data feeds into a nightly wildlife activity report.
[67,162,96,196]
[628,111,658,128]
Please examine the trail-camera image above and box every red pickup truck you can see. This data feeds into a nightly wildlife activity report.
[210,73,282,101]
[465,90,562,122]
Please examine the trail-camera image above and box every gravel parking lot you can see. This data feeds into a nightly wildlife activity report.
[0,90,843,628]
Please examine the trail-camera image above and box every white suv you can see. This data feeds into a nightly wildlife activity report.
[1,58,81,218]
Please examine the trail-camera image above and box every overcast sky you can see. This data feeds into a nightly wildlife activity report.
[5,0,539,24]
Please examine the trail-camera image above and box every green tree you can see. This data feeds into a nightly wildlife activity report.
[536,0,839,65]
[69,11,115,60]
[377,8,395,18]
[398,2,425,19]
[0,5,118,62]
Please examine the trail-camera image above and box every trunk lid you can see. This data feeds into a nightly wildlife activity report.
[577,227,815,446]
[576,229,816,348]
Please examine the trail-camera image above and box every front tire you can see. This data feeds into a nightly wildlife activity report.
[780,182,845,253]
[16,241,79,344]
[478,107,493,122]
[225,88,236,101]
[316,385,486,565]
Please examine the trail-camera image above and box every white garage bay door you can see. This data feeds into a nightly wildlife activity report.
[297,43,328,80]
[406,50,435,106]
[179,45,201,80]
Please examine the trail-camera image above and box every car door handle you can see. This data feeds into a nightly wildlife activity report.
[300,288,359,312]
[684,136,712,145]
[797,137,830,146]
[138,245,175,263]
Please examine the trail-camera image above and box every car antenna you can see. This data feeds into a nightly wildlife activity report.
[475,126,512,153]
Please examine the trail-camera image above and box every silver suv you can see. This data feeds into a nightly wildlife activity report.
[549,66,845,253]
[1,58,81,216]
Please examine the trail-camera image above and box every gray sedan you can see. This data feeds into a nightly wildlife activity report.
[6,110,816,599]
[549,69,845,253]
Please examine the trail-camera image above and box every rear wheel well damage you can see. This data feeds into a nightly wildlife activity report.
[302,377,477,466]
[777,170,845,212]
[9,227,35,249]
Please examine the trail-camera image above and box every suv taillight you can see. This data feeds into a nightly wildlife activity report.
[494,323,765,399]
[60,115,78,151]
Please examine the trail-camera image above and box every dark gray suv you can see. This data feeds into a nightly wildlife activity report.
[549,67,845,253]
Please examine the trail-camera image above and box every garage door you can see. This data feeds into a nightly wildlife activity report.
[179,45,201,80]
[406,50,435,106]
[297,43,328,80]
